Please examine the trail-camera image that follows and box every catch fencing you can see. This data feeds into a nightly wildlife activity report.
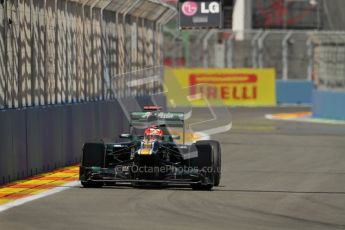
[165,30,345,91]
[0,0,176,109]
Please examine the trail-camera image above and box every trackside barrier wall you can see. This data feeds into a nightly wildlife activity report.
[312,90,345,120]
[276,80,314,104]
[0,1,175,184]
[0,96,164,185]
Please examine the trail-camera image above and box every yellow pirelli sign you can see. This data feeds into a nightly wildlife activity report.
[165,68,276,106]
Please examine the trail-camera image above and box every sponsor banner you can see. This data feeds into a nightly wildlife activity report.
[165,68,276,106]
[178,0,223,29]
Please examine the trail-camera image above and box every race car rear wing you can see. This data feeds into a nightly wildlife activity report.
[130,111,185,143]
[143,106,162,111]
[130,112,184,127]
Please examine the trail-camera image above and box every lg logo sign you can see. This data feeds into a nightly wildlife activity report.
[201,2,220,14]
[181,1,198,16]
[179,0,222,29]
[181,1,220,16]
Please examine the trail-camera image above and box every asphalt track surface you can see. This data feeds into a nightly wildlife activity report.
[1,107,345,230]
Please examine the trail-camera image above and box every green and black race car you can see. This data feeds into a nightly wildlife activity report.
[79,106,221,190]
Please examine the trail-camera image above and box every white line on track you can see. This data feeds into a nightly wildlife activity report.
[0,181,80,213]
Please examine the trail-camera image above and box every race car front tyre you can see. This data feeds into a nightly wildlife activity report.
[81,181,103,188]
[191,183,213,191]
[190,141,216,190]
[196,140,221,186]
[80,143,105,188]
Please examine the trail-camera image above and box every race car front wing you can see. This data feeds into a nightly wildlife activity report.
[80,165,213,186]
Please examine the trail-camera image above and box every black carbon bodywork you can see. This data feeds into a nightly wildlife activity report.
[80,109,221,190]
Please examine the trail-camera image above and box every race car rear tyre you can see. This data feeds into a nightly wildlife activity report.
[81,181,103,188]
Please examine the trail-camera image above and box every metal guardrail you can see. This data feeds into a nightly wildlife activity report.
[0,0,176,109]
[164,29,345,90]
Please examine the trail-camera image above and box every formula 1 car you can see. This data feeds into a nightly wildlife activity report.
[79,106,221,190]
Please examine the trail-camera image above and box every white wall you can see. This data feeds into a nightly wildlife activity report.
[232,0,252,40]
